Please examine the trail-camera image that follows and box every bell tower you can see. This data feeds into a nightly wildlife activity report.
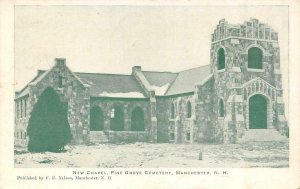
[210,19,288,143]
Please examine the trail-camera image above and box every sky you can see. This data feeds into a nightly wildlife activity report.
[14,5,289,114]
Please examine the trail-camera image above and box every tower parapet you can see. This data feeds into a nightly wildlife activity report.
[211,18,278,43]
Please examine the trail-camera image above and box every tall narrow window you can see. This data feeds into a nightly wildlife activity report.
[219,99,225,117]
[217,48,225,70]
[170,103,175,119]
[248,47,263,69]
[20,100,23,118]
[58,76,63,88]
[186,101,192,118]
[24,99,27,117]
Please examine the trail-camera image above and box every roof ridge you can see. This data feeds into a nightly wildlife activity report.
[75,72,132,76]
[179,64,211,73]
[142,70,178,74]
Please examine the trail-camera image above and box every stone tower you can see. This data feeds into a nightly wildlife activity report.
[210,18,288,143]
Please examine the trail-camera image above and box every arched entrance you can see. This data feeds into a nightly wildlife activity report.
[131,107,145,131]
[249,94,267,129]
[90,106,104,131]
[27,87,72,152]
[110,106,124,131]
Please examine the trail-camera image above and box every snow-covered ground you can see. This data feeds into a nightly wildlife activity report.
[14,141,288,168]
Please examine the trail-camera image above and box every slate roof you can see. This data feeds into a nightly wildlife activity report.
[15,65,212,99]
[76,73,146,98]
[165,65,211,96]
[142,71,178,87]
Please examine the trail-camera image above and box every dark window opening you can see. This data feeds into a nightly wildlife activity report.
[219,99,225,117]
[187,101,192,118]
[248,47,263,69]
[217,48,225,70]
[170,103,175,119]
[186,133,190,141]
[24,99,27,117]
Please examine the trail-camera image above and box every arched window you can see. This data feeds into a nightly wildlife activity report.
[170,103,175,119]
[219,99,225,117]
[90,106,104,131]
[217,48,225,70]
[131,107,145,131]
[110,106,124,131]
[248,47,263,69]
[186,101,192,118]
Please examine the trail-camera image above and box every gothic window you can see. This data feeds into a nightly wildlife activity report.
[170,103,175,119]
[186,101,192,118]
[217,48,225,70]
[219,99,225,117]
[248,47,263,69]
[131,107,145,131]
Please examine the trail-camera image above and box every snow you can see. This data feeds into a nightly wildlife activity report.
[150,83,170,96]
[99,91,145,98]
[82,79,95,86]
[15,141,288,168]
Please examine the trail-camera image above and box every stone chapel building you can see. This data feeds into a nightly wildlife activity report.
[14,19,288,147]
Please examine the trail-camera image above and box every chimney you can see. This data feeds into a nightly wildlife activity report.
[55,58,66,66]
[132,66,142,74]
[37,70,45,76]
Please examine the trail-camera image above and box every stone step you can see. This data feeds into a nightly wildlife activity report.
[88,131,109,143]
[238,129,288,143]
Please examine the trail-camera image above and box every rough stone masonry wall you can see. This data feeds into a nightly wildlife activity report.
[195,77,220,143]
[90,98,151,142]
[16,61,91,146]
[14,95,30,146]
[210,18,288,142]
[157,94,196,143]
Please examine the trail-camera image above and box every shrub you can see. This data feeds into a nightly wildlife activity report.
[27,87,72,152]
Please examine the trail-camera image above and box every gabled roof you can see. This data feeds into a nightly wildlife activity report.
[142,71,178,87]
[142,71,178,96]
[75,73,146,98]
[15,70,47,99]
[165,65,211,96]
[15,64,212,99]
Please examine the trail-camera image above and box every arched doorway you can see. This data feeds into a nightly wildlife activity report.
[90,106,104,131]
[249,94,267,129]
[131,107,145,131]
[27,87,72,152]
[110,106,124,131]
